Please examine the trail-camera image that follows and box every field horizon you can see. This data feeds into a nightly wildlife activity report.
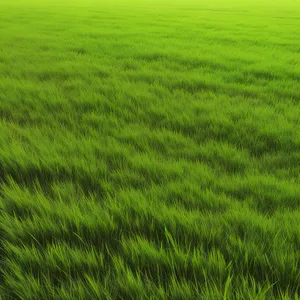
[0,0,300,299]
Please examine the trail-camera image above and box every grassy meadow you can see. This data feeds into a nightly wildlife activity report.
[0,0,300,298]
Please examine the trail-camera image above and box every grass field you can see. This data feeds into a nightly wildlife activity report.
[0,0,300,299]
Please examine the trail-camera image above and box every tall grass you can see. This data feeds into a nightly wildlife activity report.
[0,0,299,298]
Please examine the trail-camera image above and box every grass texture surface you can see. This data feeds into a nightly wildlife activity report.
[0,0,300,299]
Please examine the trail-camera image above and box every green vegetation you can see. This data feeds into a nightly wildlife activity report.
[0,0,299,298]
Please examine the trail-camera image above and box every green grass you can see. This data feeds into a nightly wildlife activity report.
[0,0,300,298]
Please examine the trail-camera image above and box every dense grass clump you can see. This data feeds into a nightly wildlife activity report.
[0,0,300,299]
